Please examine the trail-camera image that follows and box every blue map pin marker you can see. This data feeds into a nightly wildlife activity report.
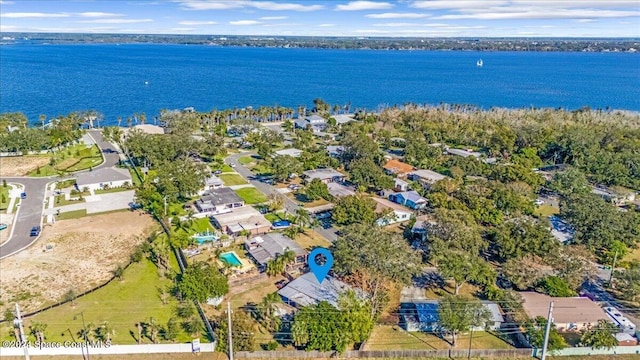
[308,247,333,284]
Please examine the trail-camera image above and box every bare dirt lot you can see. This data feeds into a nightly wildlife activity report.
[0,155,50,177]
[0,211,157,313]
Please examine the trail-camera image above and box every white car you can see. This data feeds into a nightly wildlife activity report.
[230,164,236,168]
[534,199,544,206]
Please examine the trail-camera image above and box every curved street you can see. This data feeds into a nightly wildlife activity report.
[0,130,120,259]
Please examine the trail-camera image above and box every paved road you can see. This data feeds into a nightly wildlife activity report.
[0,129,120,259]
[225,152,338,242]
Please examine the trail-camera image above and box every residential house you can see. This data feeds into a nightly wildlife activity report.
[295,114,326,133]
[327,182,355,198]
[195,188,244,214]
[326,145,344,158]
[374,197,413,226]
[388,190,427,210]
[302,168,346,184]
[519,292,609,331]
[210,206,271,236]
[411,215,436,241]
[278,272,354,308]
[615,333,638,346]
[275,148,303,158]
[592,186,636,206]
[74,167,132,192]
[408,169,449,190]
[446,147,496,164]
[394,178,410,192]
[383,159,414,177]
[401,300,504,332]
[332,114,355,125]
[198,174,223,195]
[244,233,307,272]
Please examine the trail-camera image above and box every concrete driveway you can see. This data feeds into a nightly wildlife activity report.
[0,129,121,259]
[225,152,338,242]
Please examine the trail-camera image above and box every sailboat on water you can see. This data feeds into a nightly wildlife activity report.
[476,59,483,67]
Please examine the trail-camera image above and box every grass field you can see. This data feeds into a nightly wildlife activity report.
[534,204,559,217]
[2,354,228,360]
[238,156,255,165]
[292,230,332,251]
[235,187,268,204]
[219,164,234,173]
[29,144,103,177]
[55,195,86,207]
[94,187,132,195]
[623,247,640,263]
[218,173,248,186]
[57,209,88,220]
[0,258,200,345]
[365,325,513,351]
[0,185,10,210]
[173,217,215,235]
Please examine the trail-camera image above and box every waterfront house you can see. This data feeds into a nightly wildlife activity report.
[388,190,427,210]
[332,114,355,125]
[374,197,413,226]
[302,168,346,184]
[244,233,307,272]
[295,114,326,133]
[74,167,132,192]
[195,187,244,214]
[519,292,609,331]
[383,159,414,177]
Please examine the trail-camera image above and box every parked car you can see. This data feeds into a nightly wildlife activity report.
[30,226,41,237]
[275,280,287,289]
[0,223,7,231]
[20,192,27,199]
[534,199,545,206]
[315,211,331,219]
[214,170,222,175]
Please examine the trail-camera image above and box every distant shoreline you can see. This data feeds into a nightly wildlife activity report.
[1,33,639,53]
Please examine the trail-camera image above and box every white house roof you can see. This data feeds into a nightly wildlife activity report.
[332,114,355,124]
[275,148,303,157]
[205,174,223,187]
[75,167,132,187]
[278,272,353,307]
[213,206,267,227]
[245,233,306,266]
[446,148,483,158]
[327,182,355,198]
[302,168,345,181]
[410,169,448,183]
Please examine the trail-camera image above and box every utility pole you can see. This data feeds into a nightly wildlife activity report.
[227,301,234,360]
[163,196,168,218]
[540,301,554,360]
[14,304,30,360]
[608,248,619,287]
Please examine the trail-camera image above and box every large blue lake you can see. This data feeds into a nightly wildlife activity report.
[1,44,639,125]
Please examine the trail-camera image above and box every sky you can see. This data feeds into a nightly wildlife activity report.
[0,0,639,37]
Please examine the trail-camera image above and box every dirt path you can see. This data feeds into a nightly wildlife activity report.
[0,156,50,177]
[0,211,157,313]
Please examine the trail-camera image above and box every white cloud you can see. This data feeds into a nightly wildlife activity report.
[171,27,196,31]
[433,9,639,20]
[366,12,429,19]
[177,1,324,12]
[335,1,393,11]
[178,20,217,25]
[373,22,423,27]
[318,23,336,27]
[411,1,507,10]
[262,22,302,27]
[576,19,596,23]
[0,1,16,4]
[1,12,69,18]
[77,12,124,18]
[229,20,262,25]
[260,16,288,20]
[77,18,154,24]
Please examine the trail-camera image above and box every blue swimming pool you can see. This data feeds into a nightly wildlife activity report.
[219,251,242,267]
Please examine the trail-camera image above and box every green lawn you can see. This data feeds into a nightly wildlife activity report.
[365,325,513,350]
[95,187,132,195]
[235,187,268,204]
[218,173,248,186]
[534,204,560,217]
[129,168,143,187]
[0,259,200,345]
[292,230,332,251]
[251,163,272,176]
[29,144,103,176]
[174,217,215,235]
[54,195,86,207]
[57,209,88,220]
[0,185,10,210]
[238,156,255,165]
[220,164,234,173]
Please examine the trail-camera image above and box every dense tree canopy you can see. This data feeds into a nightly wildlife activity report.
[438,295,491,346]
[176,262,228,303]
[491,217,559,261]
[332,195,377,226]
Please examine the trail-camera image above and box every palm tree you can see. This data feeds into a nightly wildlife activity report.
[294,208,311,231]
[145,317,159,344]
[97,321,115,343]
[39,114,46,130]
[281,248,296,272]
[29,322,47,343]
[265,258,284,277]
[257,292,282,331]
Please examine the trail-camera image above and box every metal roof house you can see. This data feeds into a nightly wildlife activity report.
[302,168,346,184]
[198,174,224,195]
[75,167,132,191]
[278,272,354,308]
[408,169,449,189]
[295,115,326,133]
[401,300,505,332]
[211,206,270,236]
[275,148,303,158]
[244,233,307,271]
[388,190,427,210]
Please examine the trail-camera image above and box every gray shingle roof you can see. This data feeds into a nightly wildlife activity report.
[245,233,306,266]
[199,187,243,206]
[278,272,353,307]
[75,167,132,187]
[302,168,345,181]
